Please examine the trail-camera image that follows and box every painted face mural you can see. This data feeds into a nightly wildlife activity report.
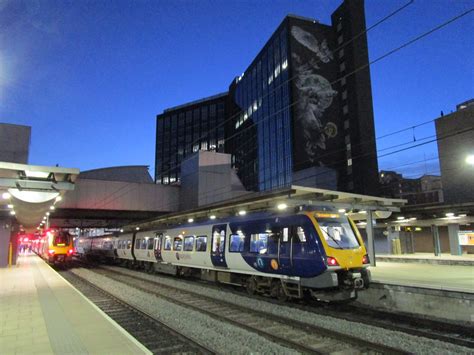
[291,26,338,165]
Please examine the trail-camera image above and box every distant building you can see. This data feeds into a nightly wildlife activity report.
[435,100,474,203]
[156,0,379,195]
[379,170,443,205]
[79,166,154,184]
[0,123,31,164]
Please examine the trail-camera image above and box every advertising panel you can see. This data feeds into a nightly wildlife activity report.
[458,231,474,246]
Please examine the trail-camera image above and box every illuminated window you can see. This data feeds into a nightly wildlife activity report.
[250,233,268,254]
[163,236,171,250]
[282,59,288,70]
[147,238,154,250]
[229,233,245,252]
[173,237,183,251]
[347,158,353,166]
[338,35,343,44]
[184,236,194,251]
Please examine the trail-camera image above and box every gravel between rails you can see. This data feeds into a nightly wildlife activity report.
[71,268,298,354]
[101,265,473,355]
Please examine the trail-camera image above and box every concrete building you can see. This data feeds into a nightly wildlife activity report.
[0,123,31,164]
[156,0,379,196]
[435,100,474,204]
[379,171,443,205]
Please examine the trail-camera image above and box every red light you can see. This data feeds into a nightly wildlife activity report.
[48,249,55,255]
[327,256,339,266]
[23,237,29,242]
[362,254,370,264]
[67,249,74,255]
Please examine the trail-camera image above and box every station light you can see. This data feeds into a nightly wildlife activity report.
[55,196,62,202]
[277,203,288,210]
[50,206,55,210]
[7,204,13,209]
[120,229,124,233]
[359,210,367,214]
[445,212,455,217]
[466,154,474,166]
[238,210,246,216]
[10,210,15,215]
[136,227,140,231]
[209,215,216,220]
[397,216,405,220]
[188,218,194,223]
[338,208,346,213]
[459,214,467,217]
[2,192,11,200]
[46,212,50,216]
[409,217,417,221]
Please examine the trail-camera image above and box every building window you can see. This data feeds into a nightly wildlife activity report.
[337,22,342,32]
[344,120,349,130]
[341,77,346,86]
[346,143,351,151]
[347,158,353,166]
[339,62,346,72]
[339,49,344,58]
[345,135,350,144]
[343,105,348,115]
[347,165,353,175]
[338,35,343,45]
[342,90,347,100]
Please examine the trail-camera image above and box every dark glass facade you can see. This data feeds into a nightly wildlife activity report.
[155,94,226,184]
[156,0,379,196]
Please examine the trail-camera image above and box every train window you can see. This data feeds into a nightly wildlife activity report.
[295,227,307,242]
[127,240,132,249]
[212,231,225,253]
[184,236,194,251]
[173,237,183,251]
[282,228,289,242]
[164,236,172,250]
[195,236,207,251]
[141,239,147,249]
[135,239,141,249]
[229,233,245,252]
[147,238,154,250]
[250,234,268,254]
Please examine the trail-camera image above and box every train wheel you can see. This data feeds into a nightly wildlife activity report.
[246,277,257,296]
[271,281,288,302]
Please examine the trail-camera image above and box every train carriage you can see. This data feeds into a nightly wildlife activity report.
[107,206,371,301]
[37,229,74,265]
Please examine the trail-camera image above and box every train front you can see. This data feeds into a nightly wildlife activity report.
[306,211,371,301]
[44,229,74,264]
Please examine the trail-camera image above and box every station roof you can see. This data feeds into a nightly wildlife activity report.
[126,185,406,232]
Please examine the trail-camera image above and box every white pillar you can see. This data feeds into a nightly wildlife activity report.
[447,223,461,256]
[366,210,376,266]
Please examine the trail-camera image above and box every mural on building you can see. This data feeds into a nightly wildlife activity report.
[290,25,341,172]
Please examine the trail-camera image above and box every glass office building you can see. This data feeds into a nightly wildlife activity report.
[156,0,379,196]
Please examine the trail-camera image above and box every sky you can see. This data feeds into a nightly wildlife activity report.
[1,0,473,179]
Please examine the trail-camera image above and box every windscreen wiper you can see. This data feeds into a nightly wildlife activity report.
[320,226,342,248]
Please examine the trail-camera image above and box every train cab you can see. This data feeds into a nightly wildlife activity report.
[39,229,74,265]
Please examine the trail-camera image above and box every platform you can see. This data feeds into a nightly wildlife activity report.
[375,253,474,266]
[0,253,150,355]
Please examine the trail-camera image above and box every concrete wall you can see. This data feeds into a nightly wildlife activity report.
[0,123,31,164]
[180,151,249,210]
[0,219,13,268]
[60,178,180,212]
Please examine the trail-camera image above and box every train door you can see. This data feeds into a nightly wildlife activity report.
[211,224,227,268]
[154,233,163,261]
[277,227,294,271]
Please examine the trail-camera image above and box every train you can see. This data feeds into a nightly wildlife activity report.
[33,229,74,265]
[76,206,371,302]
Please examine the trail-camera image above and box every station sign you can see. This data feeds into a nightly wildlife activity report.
[458,230,474,246]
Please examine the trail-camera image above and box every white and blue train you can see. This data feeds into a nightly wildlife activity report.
[76,207,371,301]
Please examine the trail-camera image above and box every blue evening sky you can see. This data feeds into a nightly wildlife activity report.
[1,0,472,178]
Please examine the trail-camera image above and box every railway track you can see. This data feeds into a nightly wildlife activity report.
[59,270,215,355]
[90,266,407,354]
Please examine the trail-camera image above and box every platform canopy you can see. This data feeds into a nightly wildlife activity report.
[126,185,406,232]
[0,162,80,229]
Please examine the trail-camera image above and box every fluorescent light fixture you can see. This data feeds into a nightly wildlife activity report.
[445,212,455,217]
[338,209,346,213]
[459,214,467,217]
[238,210,246,216]
[397,216,405,220]
[409,217,417,221]
[209,215,216,220]
[136,227,140,231]
[359,210,367,214]
[2,192,11,199]
[50,206,55,210]
[46,212,50,216]
[10,210,15,215]
[188,218,194,223]
[25,170,50,179]
[277,203,287,210]
[7,204,13,209]
[55,196,62,202]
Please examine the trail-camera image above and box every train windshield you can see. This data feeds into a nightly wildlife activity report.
[53,232,71,246]
[314,212,360,249]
